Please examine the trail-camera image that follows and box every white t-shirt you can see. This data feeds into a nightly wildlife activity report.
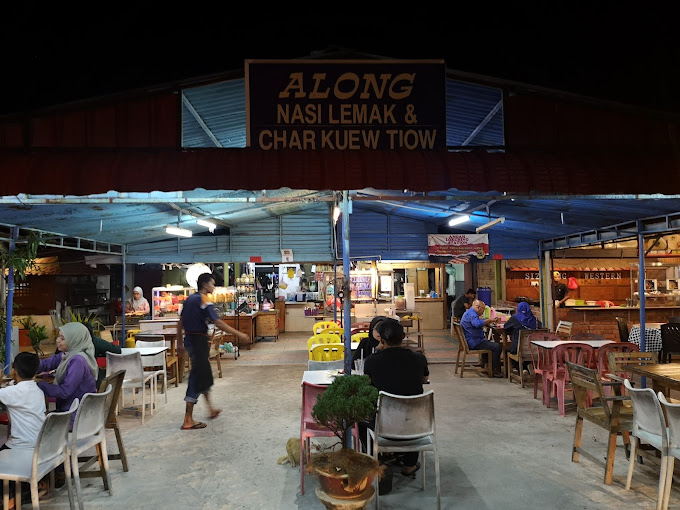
[0,380,46,449]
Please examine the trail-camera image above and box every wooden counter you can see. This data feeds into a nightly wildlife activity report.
[413,298,446,330]
[556,306,680,341]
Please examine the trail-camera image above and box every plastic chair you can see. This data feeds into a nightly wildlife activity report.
[78,370,128,474]
[307,359,345,371]
[312,320,342,335]
[597,342,640,382]
[69,385,114,510]
[0,399,78,510]
[546,343,595,416]
[307,333,343,359]
[351,332,369,344]
[351,322,371,335]
[555,320,573,338]
[660,323,680,363]
[106,351,155,425]
[657,392,680,509]
[367,390,441,510]
[299,381,360,495]
[528,332,562,405]
[624,379,668,508]
[616,317,630,342]
[452,322,492,378]
[135,338,169,404]
[566,362,632,485]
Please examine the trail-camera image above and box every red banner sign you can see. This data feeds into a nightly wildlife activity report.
[428,234,489,258]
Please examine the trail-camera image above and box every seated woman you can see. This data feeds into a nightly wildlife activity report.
[504,301,540,356]
[37,322,98,425]
[126,286,151,315]
[351,316,388,363]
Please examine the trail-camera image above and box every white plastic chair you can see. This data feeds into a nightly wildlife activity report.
[69,385,113,510]
[0,398,78,510]
[623,379,668,510]
[106,351,155,424]
[657,392,680,510]
[307,359,344,371]
[135,338,169,404]
[367,390,441,510]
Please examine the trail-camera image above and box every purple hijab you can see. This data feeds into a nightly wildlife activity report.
[515,302,537,329]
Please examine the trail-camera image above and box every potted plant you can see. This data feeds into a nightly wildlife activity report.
[16,315,34,347]
[27,320,49,356]
[306,374,383,500]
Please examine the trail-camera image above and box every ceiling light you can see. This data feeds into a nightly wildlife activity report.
[476,217,505,233]
[166,226,193,237]
[197,219,216,233]
[448,214,470,227]
[333,206,341,223]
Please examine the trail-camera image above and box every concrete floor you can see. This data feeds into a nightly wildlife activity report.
[11,331,679,509]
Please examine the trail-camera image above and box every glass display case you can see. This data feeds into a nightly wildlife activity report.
[151,286,192,319]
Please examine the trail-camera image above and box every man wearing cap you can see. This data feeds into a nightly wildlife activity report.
[553,271,569,308]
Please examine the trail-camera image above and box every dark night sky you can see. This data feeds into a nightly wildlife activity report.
[1,6,678,116]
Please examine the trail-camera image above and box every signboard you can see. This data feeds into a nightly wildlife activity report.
[249,256,262,263]
[245,59,446,151]
[281,249,294,263]
[428,234,489,258]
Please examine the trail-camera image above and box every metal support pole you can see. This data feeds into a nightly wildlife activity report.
[3,227,18,374]
[121,248,127,344]
[637,221,647,387]
[342,191,352,376]
[538,243,545,327]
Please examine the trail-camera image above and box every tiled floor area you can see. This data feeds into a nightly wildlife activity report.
[222,328,460,366]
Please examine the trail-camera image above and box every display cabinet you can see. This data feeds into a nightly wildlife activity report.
[151,286,191,319]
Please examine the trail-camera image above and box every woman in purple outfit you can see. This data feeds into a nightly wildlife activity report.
[37,322,97,423]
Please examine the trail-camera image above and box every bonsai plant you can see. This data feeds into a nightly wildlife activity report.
[27,320,49,356]
[307,374,382,499]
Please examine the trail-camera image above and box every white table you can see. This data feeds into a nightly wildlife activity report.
[629,323,664,352]
[530,340,614,349]
[120,347,168,356]
[301,370,337,386]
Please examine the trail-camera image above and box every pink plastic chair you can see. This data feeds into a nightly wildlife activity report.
[529,332,562,406]
[597,342,640,381]
[299,381,360,495]
[546,342,595,416]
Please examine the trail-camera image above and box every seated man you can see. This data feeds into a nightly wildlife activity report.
[364,318,429,480]
[460,299,503,377]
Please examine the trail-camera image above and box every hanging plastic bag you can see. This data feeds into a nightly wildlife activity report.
[567,277,579,290]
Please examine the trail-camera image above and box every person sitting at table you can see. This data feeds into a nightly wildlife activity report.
[505,301,540,355]
[351,315,387,363]
[460,299,503,377]
[126,286,151,315]
[452,288,476,320]
[37,322,97,426]
[0,353,45,510]
[363,318,429,481]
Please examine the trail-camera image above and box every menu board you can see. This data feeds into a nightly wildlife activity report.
[350,273,373,301]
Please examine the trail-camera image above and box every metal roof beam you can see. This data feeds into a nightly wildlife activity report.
[461,98,503,146]
[182,93,223,148]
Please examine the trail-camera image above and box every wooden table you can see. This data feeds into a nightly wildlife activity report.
[620,362,680,394]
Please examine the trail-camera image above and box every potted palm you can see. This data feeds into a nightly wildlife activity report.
[307,374,383,500]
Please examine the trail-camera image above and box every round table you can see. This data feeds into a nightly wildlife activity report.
[628,323,663,352]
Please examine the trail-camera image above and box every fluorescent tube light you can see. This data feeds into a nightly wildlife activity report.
[333,206,341,223]
[476,217,505,233]
[448,214,470,227]
[197,219,216,232]
[166,226,193,237]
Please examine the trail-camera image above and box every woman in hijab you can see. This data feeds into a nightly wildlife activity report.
[504,301,539,355]
[351,316,388,363]
[36,322,98,421]
[125,286,150,314]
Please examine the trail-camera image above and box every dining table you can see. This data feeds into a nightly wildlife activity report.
[628,323,665,353]
[619,362,680,395]
[120,346,168,356]
[301,370,337,386]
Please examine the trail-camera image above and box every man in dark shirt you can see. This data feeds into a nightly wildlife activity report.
[364,318,429,478]
[452,288,476,319]
[176,273,248,430]
[553,271,569,308]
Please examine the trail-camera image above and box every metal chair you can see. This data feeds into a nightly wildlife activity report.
[660,323,680,363]
[623,379,668,508]
[69,385,114,510]
[0,399,78,510]
[105,351,155,424]
[367,390,441,510]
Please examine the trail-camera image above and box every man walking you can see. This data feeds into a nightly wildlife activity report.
[176,273,248,430]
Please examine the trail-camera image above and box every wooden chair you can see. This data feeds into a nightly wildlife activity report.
[161,325,181,384]
[607,351,658,391]
[507,328,549,386]
[555,320,573,338]
[452,322,492,378]
[565,361,633,485]
[615,317,630,342]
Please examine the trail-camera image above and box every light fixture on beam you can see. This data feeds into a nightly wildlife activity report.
[166,226,193,237]
[197,219,216,233]
[476,217,505,233]
[333,205,341,223]
[448,214,470,227]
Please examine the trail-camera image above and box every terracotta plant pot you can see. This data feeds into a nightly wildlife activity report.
[19,329,30,347]
[315,467,375,500]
